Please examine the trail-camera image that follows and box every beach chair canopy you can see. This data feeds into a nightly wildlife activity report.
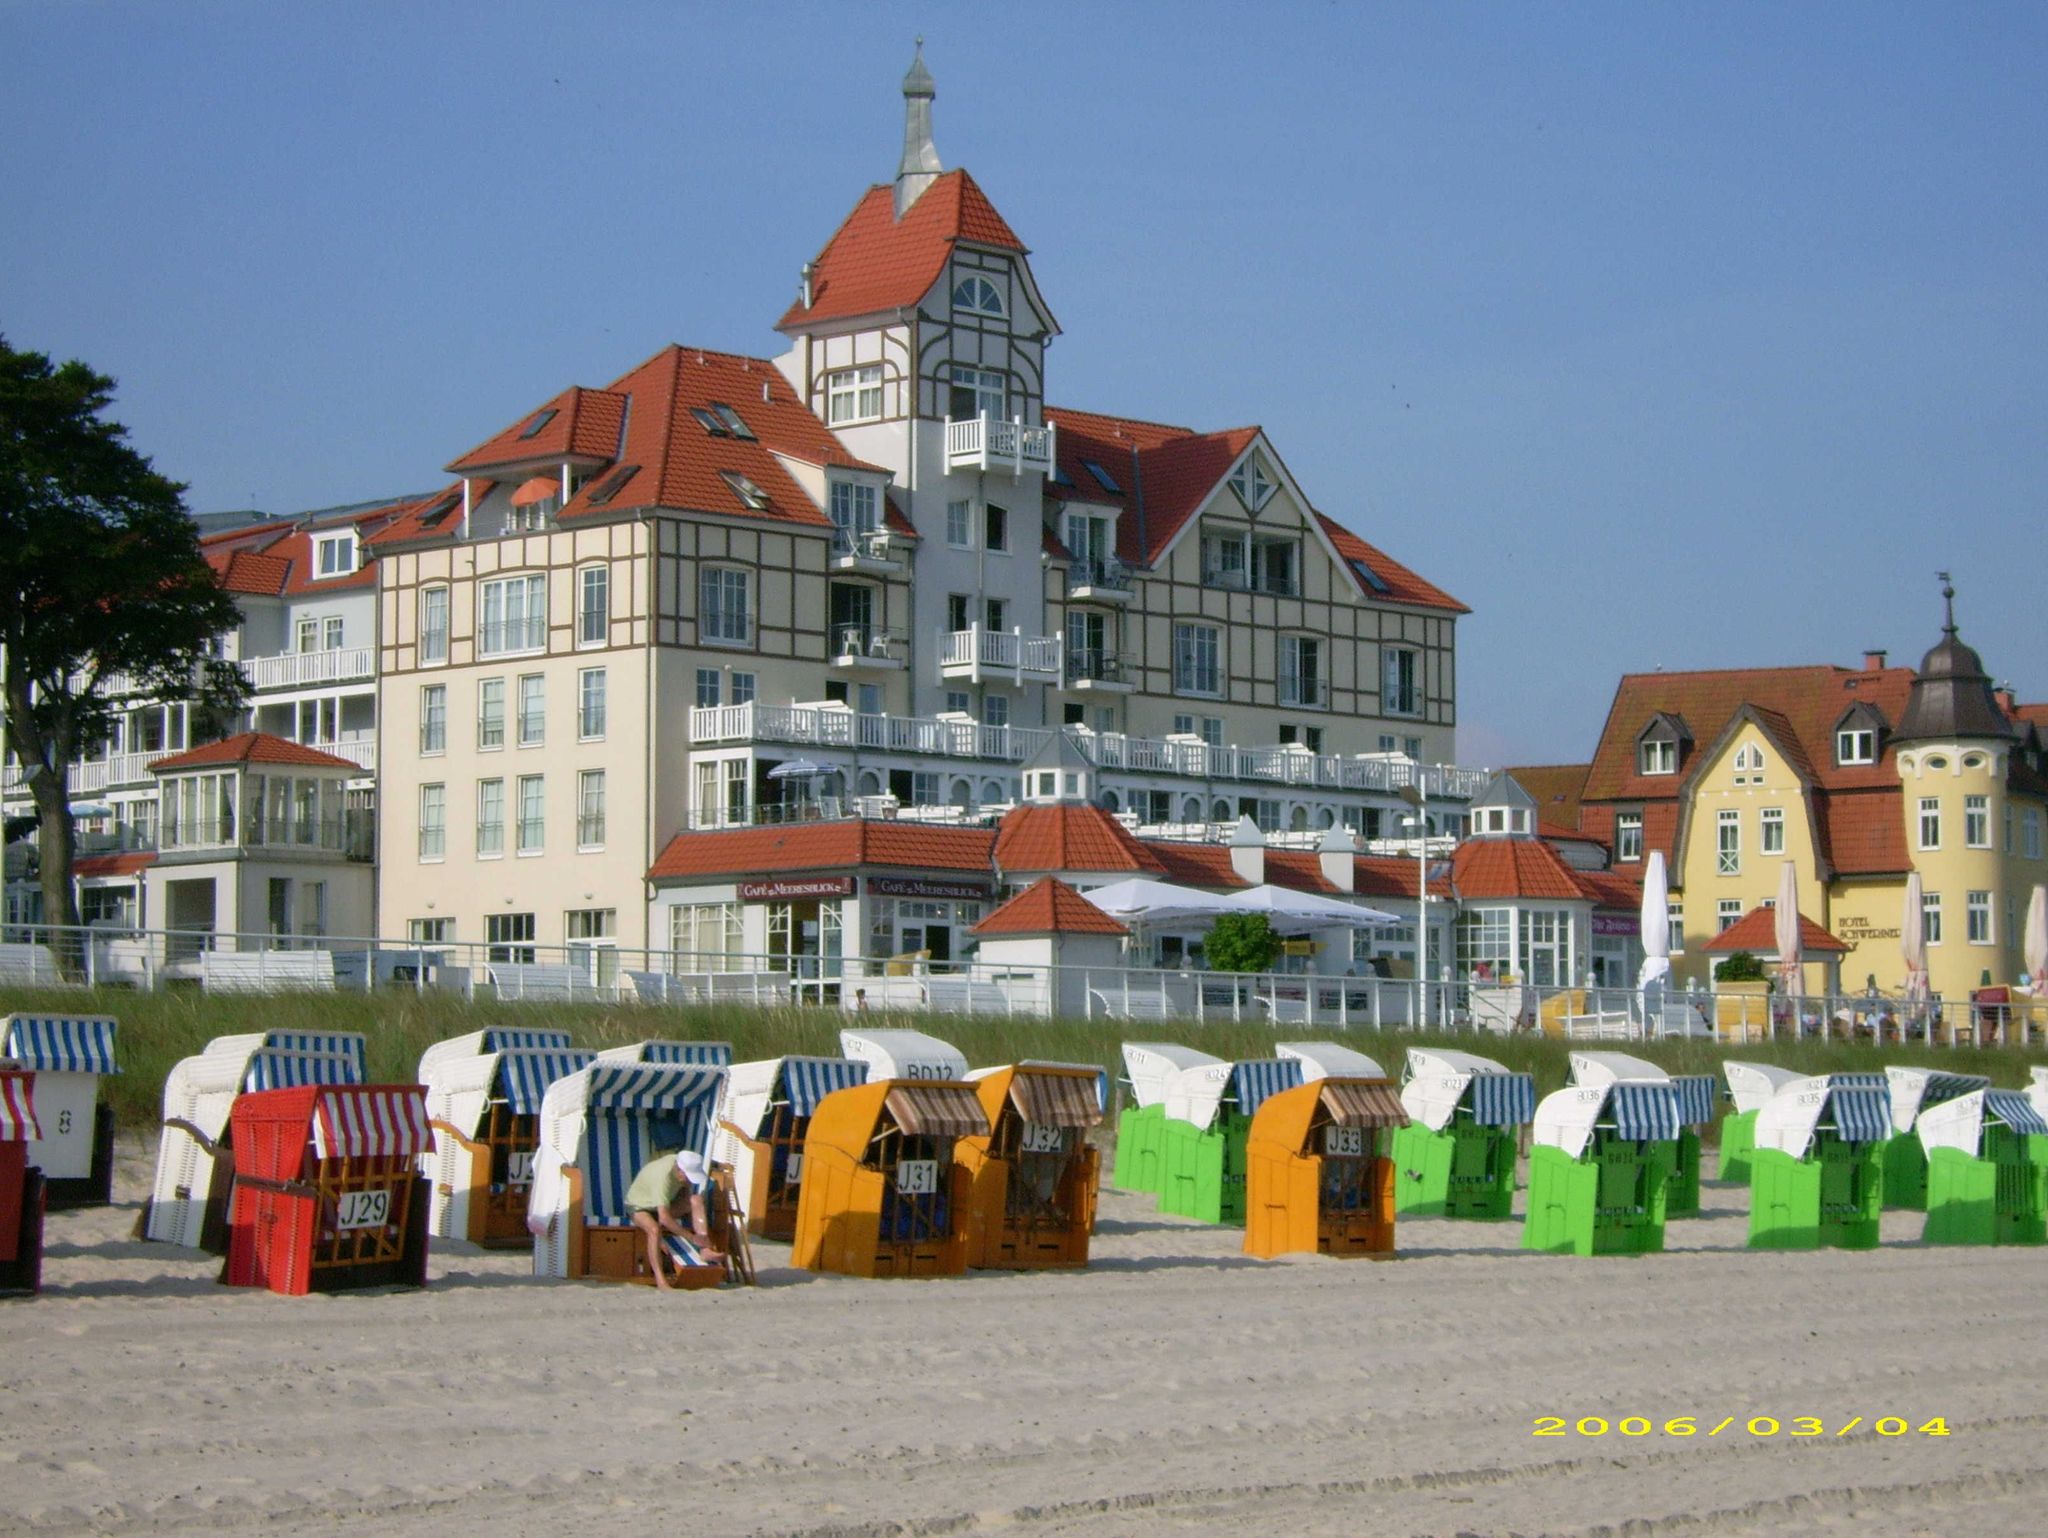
[1917,1088,2048,1158]
[418,1027,574,1080]
[1119,1042,1224,1108]
[0,1070,40,1142]
[311,1086,435,1162]
[1398,1046,1534,1132]
[1568,1051,1669,1088]
[718,1055,867,1146]
[1163,1057,1305,1130]
[840,1029,967,1082]
[1723,1060,1806,1115]
[596,1040,733,1068]
[1670,1075,1718,1126]
[205,1030,368,1080]
[1753,1075,1894,1159]
[1001,1066,1105,1129]
[883,1082,990,1139]
[1885,1066,1992,1134]
[2029,1066,2048,1120]
[421,1046,596,1143]
[1276,1041,1387,1081]
[1317,1077,1409,1128]
[243,1049,364,1093]
[1532,1081,1682,1159]
[2,1015,119,1075]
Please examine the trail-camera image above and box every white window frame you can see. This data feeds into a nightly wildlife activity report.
[477,678,505,750]
[417,783,445,862]
[828,480,880,552]
[1967,890,1992,945]
[577,769,606,851]
[1640,737,1677,775]
[419,585,450,666]
[1615,811,1643,863]
[479,573,546,657]
[1836,727,1875,765]
[577,564,608,648]
[1918,796,1941,851]
[1965,794,1990,849]
[1759,805,1785,856]
[950,275,1005,316]
[946,499,973,549]
[1923,891,1944,945]
[1227,456,1275,513]
[1716,808,1741,875]
[700,567,751,646]
[1382,646,1420,717]
[517,673,545,748]
[476,778,505,858]
[419,683,446,755]
[313,531,357,579]
[578,667,607,740]
[826,364,884,425]
[949,364,1006,421]
[516,774,545,855]
[1173,622,1220,697]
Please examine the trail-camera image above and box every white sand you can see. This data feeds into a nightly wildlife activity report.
[3,1137,2045,1538]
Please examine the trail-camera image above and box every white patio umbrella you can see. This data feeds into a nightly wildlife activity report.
[767,758,828,780]
[1775,860,1803,1004]
[1081,878,1242,928]
[1901,870,1929,1008]
[1224,884,1399,934]
[1636,850,1671,993]
[2025,885,2047,994]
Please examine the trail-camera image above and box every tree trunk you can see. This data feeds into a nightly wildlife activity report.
[29,765,84,976]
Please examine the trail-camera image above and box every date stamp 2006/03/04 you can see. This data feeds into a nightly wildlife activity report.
[1534,1416,1949,1439]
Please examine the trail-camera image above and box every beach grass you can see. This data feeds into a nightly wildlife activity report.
[4,985,2039,1136]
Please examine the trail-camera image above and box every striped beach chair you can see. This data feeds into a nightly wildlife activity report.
[1749,1074,1892,1250]
[1159,1057,1306,1226]
[1245,1072,1409,1259]
[714,1055,868,1239]
[418,1027,573,1084]
[1391,1047,1535,1219]
[1524,1079,1684,1256]
[1112,1043,1223,1197]
[422,1045,595,1246]
[528,1061,729,1285]
[0,1069,43,1294]
[1567,1051,1715,1215]
[2,1014,119,1207]
[957,1061,1106,1269]
[1883,1067,1994,1210]
[144,1036,364,1251]
[1918,1088,2048,1245]
[595,1039,734,1068]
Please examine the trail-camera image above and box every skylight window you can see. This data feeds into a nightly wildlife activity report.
[710,403,756,440]
[719,470,770,511]
[1349,557,1390,594]
[690,408,730,437]
[1048,465,1074,488]
[1082,460,1121,494]
[518,409,558,440]
[582,464,639,507]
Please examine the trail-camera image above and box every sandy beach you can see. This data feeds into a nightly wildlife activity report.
[3,1136,2044,1538]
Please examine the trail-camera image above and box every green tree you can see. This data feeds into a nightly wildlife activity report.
[1714,950,1768,983]
[1,335,244,957]
[1205,911,1280,973]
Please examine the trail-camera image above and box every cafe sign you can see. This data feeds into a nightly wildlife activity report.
[1592,914,1641,937]
[869,876,993,902]
[738,876,856,902]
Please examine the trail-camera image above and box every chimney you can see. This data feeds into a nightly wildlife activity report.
[1228,815,1265,886]
[894,41,942,218]
[798,261,815,310]
[1996,685,2017,715]
[1318,825,1356,893]
[1863,649,1887,671]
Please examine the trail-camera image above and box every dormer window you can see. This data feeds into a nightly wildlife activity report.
[951,276,1005,316]
[312,531,357,579]
[1732,743,1766,785]
[1637,713,1690,776]
[1833,702,1887,766]
[1227,455,1276,513]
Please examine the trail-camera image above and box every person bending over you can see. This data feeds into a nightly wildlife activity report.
[626,1148,726,1289]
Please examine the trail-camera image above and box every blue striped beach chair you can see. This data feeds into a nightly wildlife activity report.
[421,1045,596,1245]
[714,1055,869,1239]
[2,1014,119,1207]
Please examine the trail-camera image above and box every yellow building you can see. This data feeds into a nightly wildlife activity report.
[1520,591,2048,1005]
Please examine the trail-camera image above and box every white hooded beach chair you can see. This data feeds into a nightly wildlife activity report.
[1158,1056,1305,1225]
[1112,1042,1223,1195]
[1391,1046,1534,1219]
[1275,1041,1387,1081]
[1719,1061,1809,1181]
[1569,1050,1715,1213]
[144,1033,365,1250]
[1917,1088,2048,1245]
[712,1055,870,1239]
[421,1044,595,1246]
[595,1039,733,1068]
[417,1027,573,1083]
[838,1028,967,1082]
[1883,1066,1992,1209]
[2,1014,119,1207]
[528,1060,729,1282]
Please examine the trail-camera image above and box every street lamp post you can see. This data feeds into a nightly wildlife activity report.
[1398,784,1429,1031]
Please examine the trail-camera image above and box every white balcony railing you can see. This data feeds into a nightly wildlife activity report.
[944,413,1056,476]
[239,646,375,691]
[939,625,1063,681]
[687,703,1492,800]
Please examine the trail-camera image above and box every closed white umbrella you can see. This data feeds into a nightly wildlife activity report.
[1775,860,1803,1004]
[1901,870,1929,1007]
[1637,850,1671,992]
[1225,884,1399,934]
[2025,884,2048,993]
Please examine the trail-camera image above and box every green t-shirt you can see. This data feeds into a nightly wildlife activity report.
[624,1153,684,1213]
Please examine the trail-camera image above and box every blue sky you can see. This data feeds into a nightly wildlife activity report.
[5,2,2043,767]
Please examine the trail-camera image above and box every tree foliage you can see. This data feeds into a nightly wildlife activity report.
[1205,911,1280,973]
[0,334,245,944]
[1714,950,1768,983]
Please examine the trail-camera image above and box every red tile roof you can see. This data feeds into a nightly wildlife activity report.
[1574,870,1646,910]
[971,877,1128,937]
[1816,791,1912,876]
[72,851,155,879]
[1703,907,1852,954]
[1506,764,1589,831]
[777,171,1025,329]
[1146,842,1247,889]
[447,386,631,473]
[645,820,994,881]
[1265,849,1343,895]
[1314,514,1470,614]
[993,804,1166,876]
[202,504,410,595]
[149,732,365,773]
[1452,838,1589,901]
[208,548,293,595]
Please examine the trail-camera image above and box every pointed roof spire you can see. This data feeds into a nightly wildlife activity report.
[895,38,942,219]
[1895,573,2016,743]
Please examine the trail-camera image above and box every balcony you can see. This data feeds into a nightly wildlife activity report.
[1279,675,1330,710]
[939,625,1063,684]
[688,703,1494,801]
[944,413,1056,477]
[1068,558,1134,604]
[828,625,905,673]
[2,750,174,799]
[1065,651,1137,693]
[1201,566,1300,598]
[239,645,375,692]
[829,528,904,574]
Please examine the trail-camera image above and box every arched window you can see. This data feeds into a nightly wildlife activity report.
[1101,789,1121,815]
[1316,808,1336,830]
[951,276,1004,316]
[980,778,1005,805]
[1289,805,1308,831]
[857,770,882,798]
[1212,798,1232,822]
[1182,795,1204,823]
[951,778,973,810]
